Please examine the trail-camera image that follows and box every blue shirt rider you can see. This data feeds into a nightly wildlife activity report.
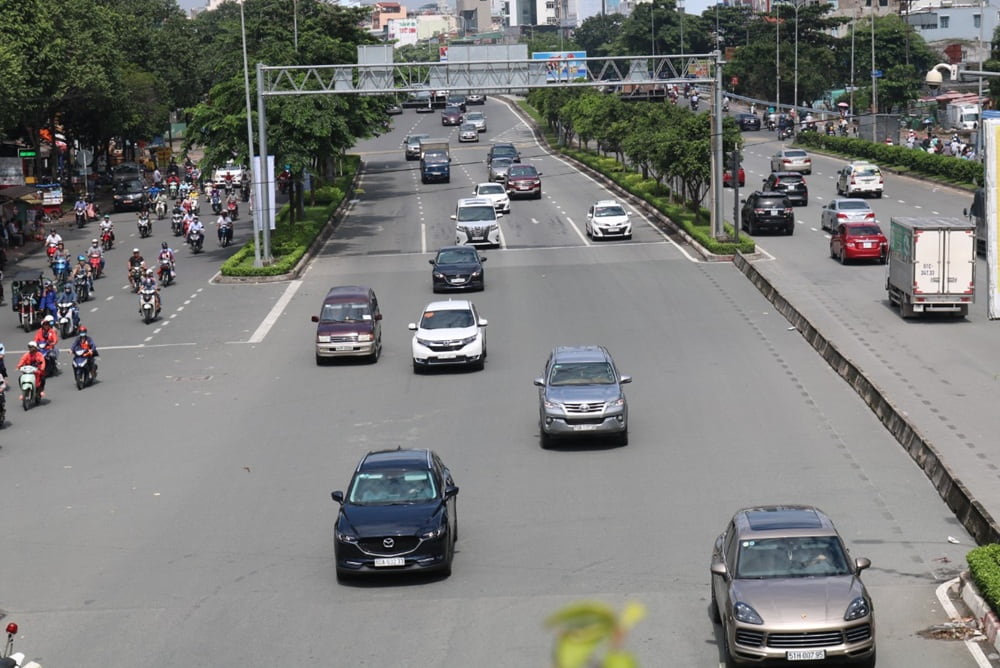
[38,281,58,317]
[71,326,99,377]
[58,284,80,329]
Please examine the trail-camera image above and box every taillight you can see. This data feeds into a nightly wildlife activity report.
[837,213,848,219]
[865,212,875,220]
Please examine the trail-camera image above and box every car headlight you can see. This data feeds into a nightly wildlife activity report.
[336,530,358,543]
[433,271,445,279]
[489,224,499,232]
[844,596,870,621]
[607,397,625,407]
[457,335,479,346]
[420,526,445,540]
[733,601,764,625]
[317,335,331,343]
[543,399,563,411]
[357,333,373,342]
[471,270,482,278]
[416,337,434,347]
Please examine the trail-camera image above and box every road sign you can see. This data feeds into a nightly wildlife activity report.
[871,70,883,78]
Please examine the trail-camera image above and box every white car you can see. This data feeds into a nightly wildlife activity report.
[836,161,884,198]
[463,111,487,132]
[586,200,632,240]
[458,123,479,143]
[472,182,511,214]
[820,198,876,232]
[409,300,488,372]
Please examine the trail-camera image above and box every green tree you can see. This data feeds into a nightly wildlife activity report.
[574,14,625,57]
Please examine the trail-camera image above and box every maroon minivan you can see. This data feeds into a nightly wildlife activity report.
[311,286,382,364]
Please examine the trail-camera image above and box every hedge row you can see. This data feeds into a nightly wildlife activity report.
[968,545,1000,616]
[794,133,983,187]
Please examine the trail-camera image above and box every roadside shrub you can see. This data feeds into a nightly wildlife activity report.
[968,545,1000,616]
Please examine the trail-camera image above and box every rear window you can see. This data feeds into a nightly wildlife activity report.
[839,201,871,211]
[785,150,808,158]
[854,166,879,177]
[847,225,882,236]
[756,197,788,207]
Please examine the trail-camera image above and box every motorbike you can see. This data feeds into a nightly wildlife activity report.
[137,215,152,238]
[74,273,91,302]
[226,200,238,221]
[36,341,57,378]
[211,196,222,215]
[158,258,174,286]
[17,365,41,411]
[129,265,144,293]
[0,374,6,427]
[168,181,179,199]
[87,254,103,279]
[779,126,794,140]
[218,221,233,248]
[101,228,114,251]
[17,294,39,332]
[86,199,99,221]
[722,100,730,113]
[45,242,59,261]
[75,207,86,228]
[690,97,699,111]
[51,256,70,287]
[188,229,204,254]
[72,350,96,390]
[155,199,167,220]
[3,620,44,668]
[139,286,159,324]
[171,213,184,236]
[56,300,79,338]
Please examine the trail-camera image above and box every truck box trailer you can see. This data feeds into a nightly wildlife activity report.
[886,216,976,318]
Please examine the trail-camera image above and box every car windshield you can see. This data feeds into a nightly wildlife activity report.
[594,205,626,217]
[838,201,870,211]
[493,146,516,156]
[466,113,484,120]
[549,362,616,386]
[347,470,437,505]
[492,158,512,168]
[477,184,505,195]
[508,166,536,177]
[847,225,882,236]
[420,308,475,329]
[457,206,496,222]
[407,136,428,146]
[117,181,143,192]
[437,248,479,264]
[320,302,371,322]
[736,536,852,578]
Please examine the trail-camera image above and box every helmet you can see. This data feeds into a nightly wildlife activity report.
[78,255,86,262]
[78,326,87,333]
[27,341,38,349]
[132,248,140,253]
[161,241,168,249]
[146,269,154,276]
[42,315,54,326]
[103,214,110,220]
[91,239,98,244]
[44,280,53,288]
[63,283,72,291]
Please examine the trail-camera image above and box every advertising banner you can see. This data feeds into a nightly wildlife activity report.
[531,51,588,82]
[985,119,1000,318]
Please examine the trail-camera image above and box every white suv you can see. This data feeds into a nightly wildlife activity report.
[453,197,501,247]
[586,200,632,240]
[836,161,883,198]
[409,300,488,372]
[472,183,511,214]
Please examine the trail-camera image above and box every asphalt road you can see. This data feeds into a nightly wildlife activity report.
[0,101,987,667]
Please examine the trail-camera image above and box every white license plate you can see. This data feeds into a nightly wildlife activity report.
[786,650,825,661]
[863,242,873,248]
[770,209,780,215]
[374,558,405,568]
[334,345,354,351]
[574,424,599,431]
[449,278,466,284]
[437,353,456,359]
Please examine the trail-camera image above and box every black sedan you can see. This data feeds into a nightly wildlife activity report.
[763,171,809,206]
[430,245,486,292]
[331,448,459,580]
[112,179,148,212]
[735,113,761,131]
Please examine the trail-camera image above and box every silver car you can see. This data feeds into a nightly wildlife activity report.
[769,148,812,174]
[820,198,875,232]
[488,157,513,183]
[403,133,430,161]
[458,123,479,143]
[534,345,631,448]
[464,111,487,132]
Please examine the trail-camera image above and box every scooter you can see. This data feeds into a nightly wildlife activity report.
[188,229,204,254]
[36,341,57,377]
[137,215,151,238]
[3,621,44,667]
[18,366,42,411]
[171,213,184,236]
[18,294,40,332]
[75,208,86,228]
[74,273,91,302]
[72,350,97,390]
[129,265,144,293]
[155,199,167,220]
[226,199,238,221]
[101,228,114,251]
[87,254,103,279]
[56,300,79,338]
[139,286,159,324]
[51,257,70,287]
[218,221,233,248]
[158,258,174,286]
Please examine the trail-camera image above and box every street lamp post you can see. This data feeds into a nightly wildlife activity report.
[679,0,685,61]
[775,2,780,116]
[871,8,877,142]
[792,0,802,113]
[650,3,655,57]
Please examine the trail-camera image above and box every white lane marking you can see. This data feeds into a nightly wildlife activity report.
[421,223,427,254]
[248,279,303,344]
[531,217,539,225]
[176,306,184,311]
[144,336,154,342]
[935,578,992,668]
[105,295,114,301]
[498,224,508,249]
[565,216,590,245]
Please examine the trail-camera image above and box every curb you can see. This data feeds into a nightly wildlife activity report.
[960,571,1000,653]
[213,168,363,284]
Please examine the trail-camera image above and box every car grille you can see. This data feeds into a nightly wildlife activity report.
[844,624,873,644]
[330,335,358,343]
[767,630,846,648]
[564,401,607,414]
[735,629,765,647]
[426,340,467,352]
[358,536,420,556]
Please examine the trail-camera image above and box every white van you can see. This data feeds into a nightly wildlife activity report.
[452,198,501,247]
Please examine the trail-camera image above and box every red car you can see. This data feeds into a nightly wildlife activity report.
[829,222,887,264]
[505,164,542,199]
[723,167,745,187]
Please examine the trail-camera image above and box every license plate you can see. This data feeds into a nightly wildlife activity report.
[863,242,873,249]
[574,424,599,431]
[770,209,780,215]
[374,558,405,568]
[449,278,466,284]
[786,650,825,661]
[334,345,354,351]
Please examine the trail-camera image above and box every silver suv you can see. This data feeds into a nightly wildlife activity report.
[533,346,631,448]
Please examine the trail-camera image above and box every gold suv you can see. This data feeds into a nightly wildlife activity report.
[710,505,876,667]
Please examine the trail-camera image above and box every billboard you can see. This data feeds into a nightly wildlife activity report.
[985,118,1000,318]
[531,51,588,82]
[388,18,419,47]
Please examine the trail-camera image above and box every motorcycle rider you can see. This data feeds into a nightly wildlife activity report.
[44,230,63,258]
[139,268,162,314]
[210,187,222,214]
[33,315,59,370]
[127,248,147,290]
[158,241,176,281]
[17,341,47,397]
[136,208,151,232]
[187,215,205,247]
[0,342,8,393]
[154,188,169,218]
[57,283,80,331]
[86,239,105,274]
[73,196,88,223]
[99,214,115,246]
[216,211,233,244]
[38,281,58,318]
[71,326,99,380]
[72,254,95,294]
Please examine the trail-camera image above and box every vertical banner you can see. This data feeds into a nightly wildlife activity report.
[266,155,276,230]
[986,119,1000,319]
[252,155,264,232]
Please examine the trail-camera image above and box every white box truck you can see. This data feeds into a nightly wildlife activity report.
[886,217,976,318]
[946,103,979,131]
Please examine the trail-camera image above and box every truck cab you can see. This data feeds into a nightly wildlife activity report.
[419,139,451,184]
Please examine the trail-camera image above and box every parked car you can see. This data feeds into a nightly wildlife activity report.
[763,172,808,206]
[735,113,761,131]
[430,245,487,292]
[488,157,514,183]
[770,148,812,174]
[458,123,479,143]
[472,182,511,214]
[710,505,875,667]
[533,345,631,448]
[830,222,888,264]
[836,161,884,198]
[463,111,487,132]
[112,179,148,212]
[740,191,794,235]
[403,133,430,161]
[310,285,382,364]
[330,448,458,579]
[586,199,632,239]
[441,106,463,126]
[820,198,875,232]
[487,142,520,165]
[505,164,542,199]
[409,299,488,371]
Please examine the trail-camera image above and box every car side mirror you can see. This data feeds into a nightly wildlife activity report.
[374,313,382,321]
[740,199,747,204]
[311,315,319,322]
[496,212,503,218]
[963,208,969,216]
[445,485,460,499]
[537,172,543,176]
[331,491,344,504]
[450,215,457,220]
[533,377,545,387]
[480,256,487,262]
[710,561,728,577]
[478,318,488,327]
[619,375,632,384]
[408,323,417,331]
[855,557,871,573]
[429,258,436,264]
